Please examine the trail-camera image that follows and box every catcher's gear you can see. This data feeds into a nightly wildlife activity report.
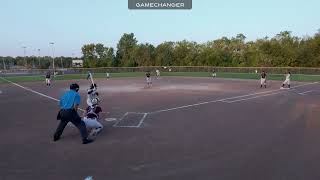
[91,97,100,106]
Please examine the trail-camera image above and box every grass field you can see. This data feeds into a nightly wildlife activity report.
[1,72,320,84]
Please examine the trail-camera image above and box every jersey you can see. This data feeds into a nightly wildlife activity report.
[86,106,102,119]
[286,73,291,80]
[59,90,81,110]
[46,72,51,79]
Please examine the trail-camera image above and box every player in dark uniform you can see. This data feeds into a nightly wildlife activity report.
[146,71,152,88]
[45,71,51,86]
[260,71,267,88]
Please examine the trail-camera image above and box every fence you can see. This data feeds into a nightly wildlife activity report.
[1,66,320,76]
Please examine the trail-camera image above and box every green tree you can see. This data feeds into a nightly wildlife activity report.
[81,44,97,67]
[133,43,155,66]
[155,42,175,66]
[116,33,138,67]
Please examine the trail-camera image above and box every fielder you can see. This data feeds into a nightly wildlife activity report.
[212,69,217,78]
[260,71,267,88]
[146,71,152,88]
[45,70,51,86]
[156,69,160,79]
[281,71,291,89]
[106,72,110,80]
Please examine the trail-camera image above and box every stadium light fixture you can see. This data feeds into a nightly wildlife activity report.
[49,42,55,70]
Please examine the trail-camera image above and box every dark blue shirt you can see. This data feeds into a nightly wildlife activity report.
[59,90,81,110]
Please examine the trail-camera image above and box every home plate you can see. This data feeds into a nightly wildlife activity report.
[105,118,117,122]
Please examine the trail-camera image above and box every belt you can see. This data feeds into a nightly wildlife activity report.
[61,109,73,111]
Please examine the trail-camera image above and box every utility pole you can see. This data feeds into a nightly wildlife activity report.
[60,57,63,69]
[49,42,55,70]
[32,50,35,69]
[38,49,41,68]
[22,46,27,68]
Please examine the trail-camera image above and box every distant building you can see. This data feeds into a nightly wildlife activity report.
[72,60,83,67]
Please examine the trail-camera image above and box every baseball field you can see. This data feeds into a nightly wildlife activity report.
[1,73,320,180]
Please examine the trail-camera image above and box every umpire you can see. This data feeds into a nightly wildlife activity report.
[53,83,93,144]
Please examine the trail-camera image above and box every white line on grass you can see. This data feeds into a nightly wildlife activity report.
[0,77,86,112]
[1,77,60,102]
[149,82,318,114]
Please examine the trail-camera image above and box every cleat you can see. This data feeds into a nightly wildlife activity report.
[83,139,94,144]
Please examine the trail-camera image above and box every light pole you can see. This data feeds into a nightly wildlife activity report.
[60,57,63,69]
[38,49,41,68]
[22,46,27,67]
[32,49,35,69]
[49,42,55,70]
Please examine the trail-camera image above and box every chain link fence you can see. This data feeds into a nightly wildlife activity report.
[1,66,320,76]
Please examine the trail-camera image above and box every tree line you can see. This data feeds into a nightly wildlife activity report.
[1,30,319,70]
[81,30,320,68]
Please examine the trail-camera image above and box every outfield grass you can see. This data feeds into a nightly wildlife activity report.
[1,72,319,84]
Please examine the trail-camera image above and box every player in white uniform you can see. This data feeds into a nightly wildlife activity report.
[281,71,291,89]
[146,71,152,88]
[106,72,110,80]
[156,69,160,79]
[212,69,217,78]
[260,71,267,88]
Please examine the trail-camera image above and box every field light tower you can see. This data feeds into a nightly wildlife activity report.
[49,42,55,70]
[38,49,41,67]
[32,48,36,69]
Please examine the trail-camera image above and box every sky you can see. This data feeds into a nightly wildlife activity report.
[0,0,319,57]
